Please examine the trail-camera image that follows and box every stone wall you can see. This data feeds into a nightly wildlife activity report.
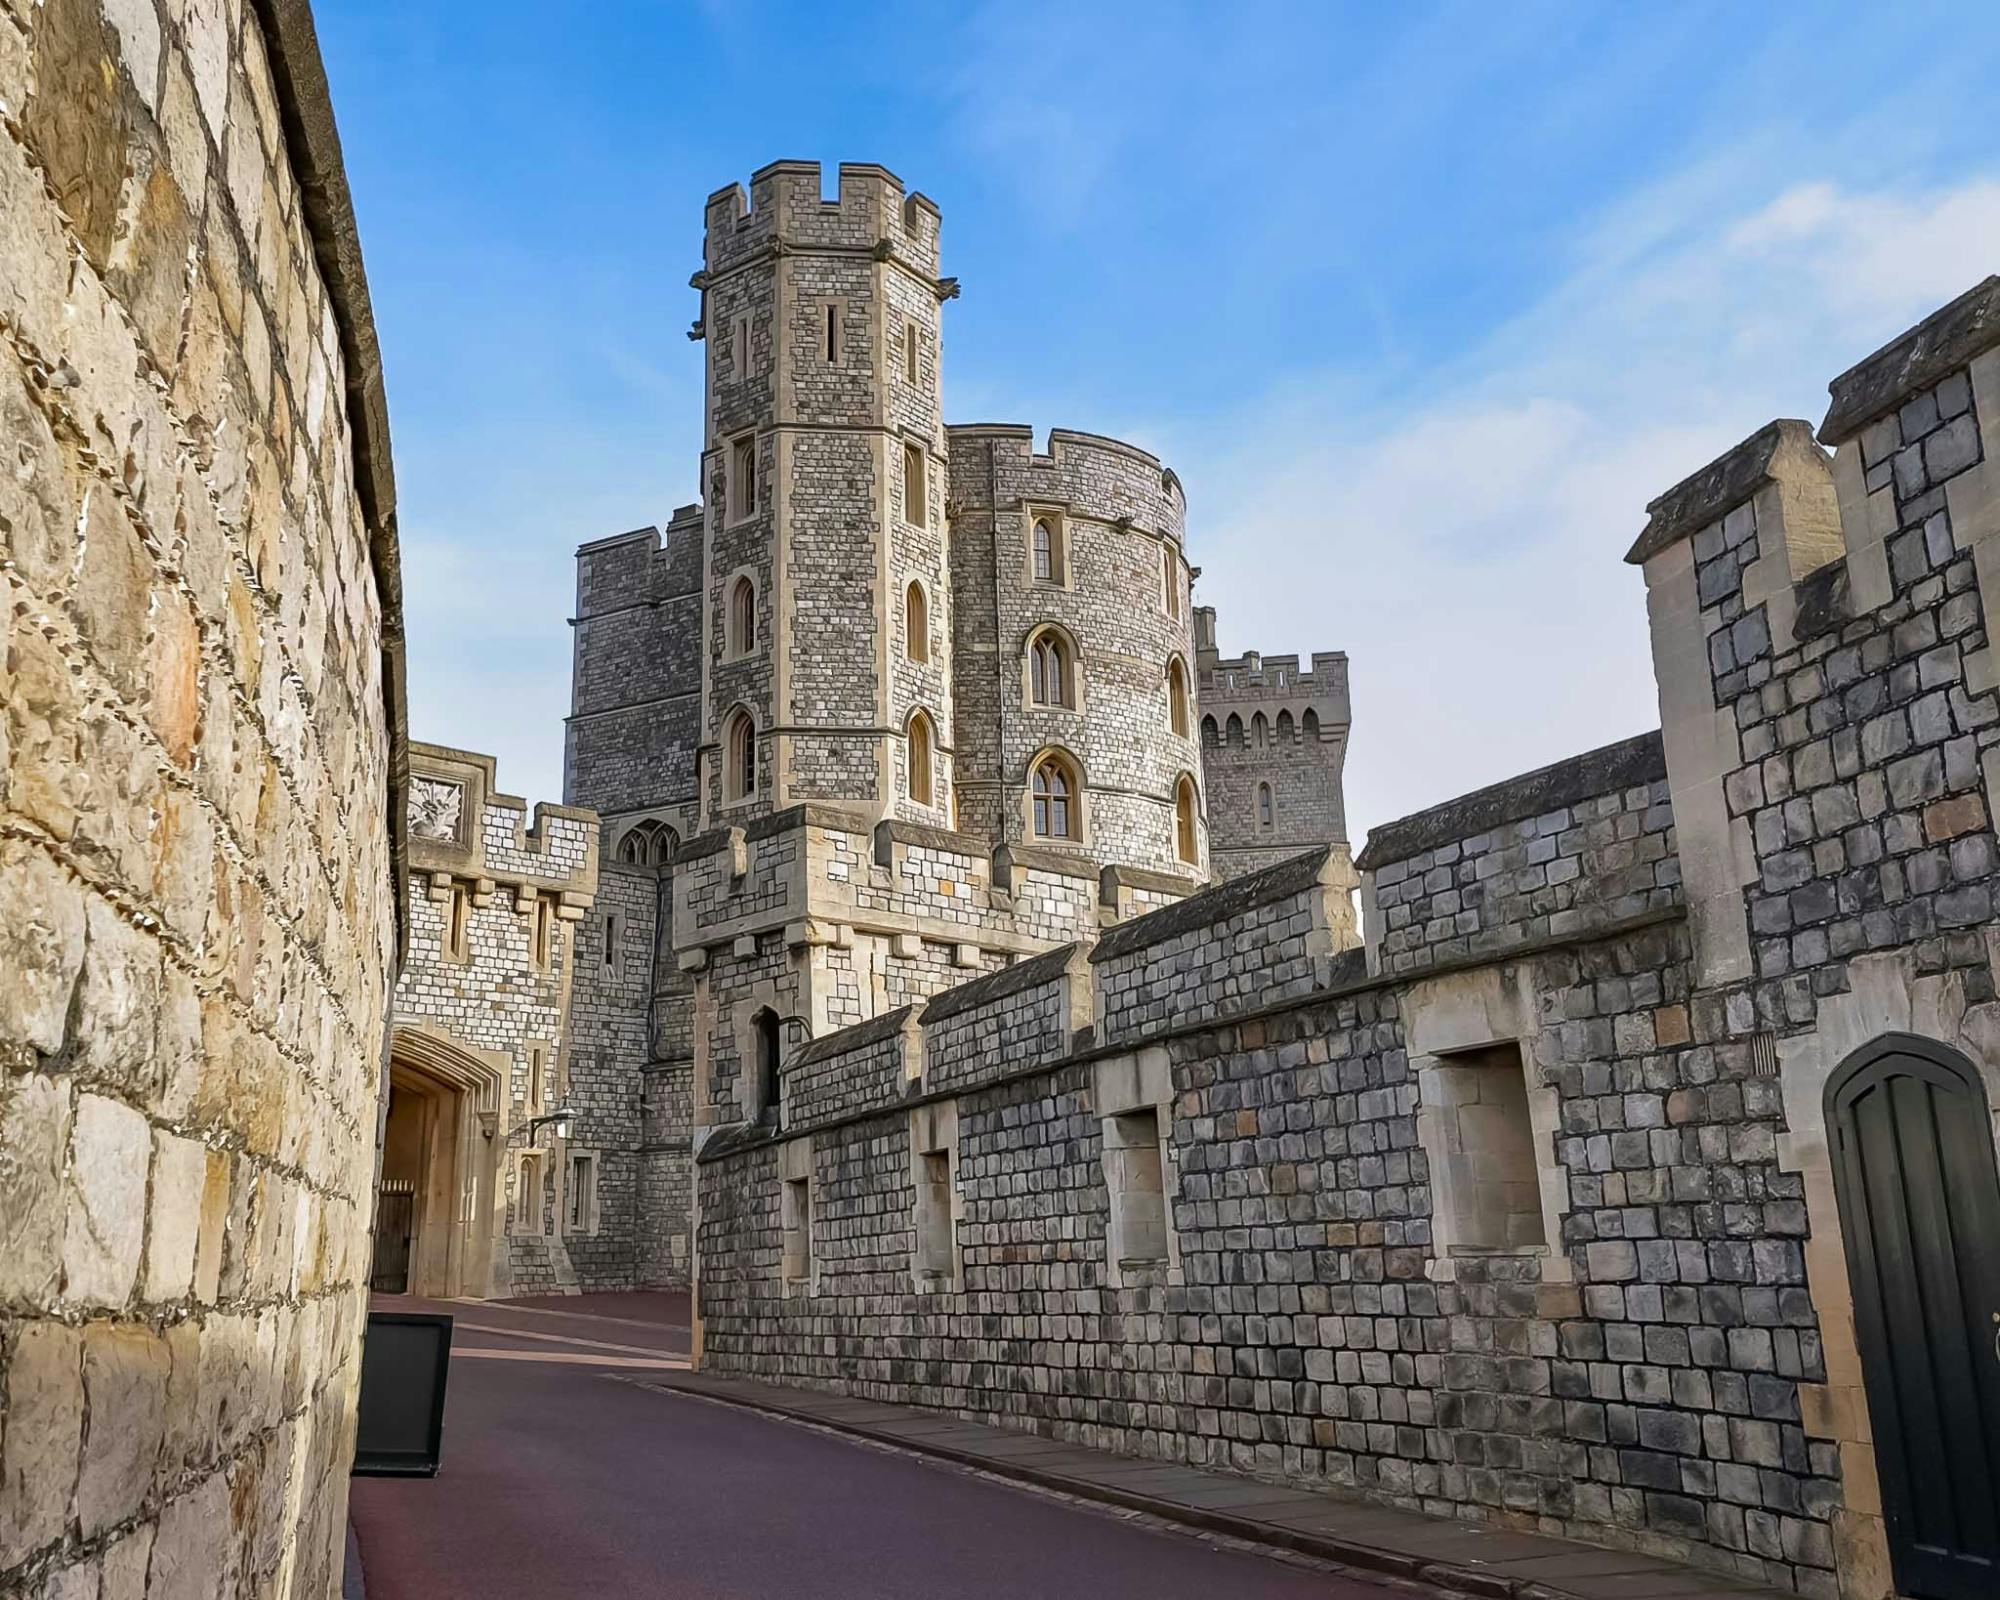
[1360,732,1679,980]
[0,0,404,1594]
[695,283,2000,1600]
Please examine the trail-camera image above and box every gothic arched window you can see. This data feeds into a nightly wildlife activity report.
[1029,630,1073,709]
[1032,754,1078,840]
[906,581,929,663]
[1167,658,1190,738]
[1175,776,1198,863]
[729,575,756,656]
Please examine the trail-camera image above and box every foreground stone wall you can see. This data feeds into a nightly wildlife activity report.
[1,0,403,1593]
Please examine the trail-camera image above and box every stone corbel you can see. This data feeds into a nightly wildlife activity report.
[677,948,709,973]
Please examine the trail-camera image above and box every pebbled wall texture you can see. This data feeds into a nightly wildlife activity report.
[0,0,403,1595]
[697,281,2000,1600]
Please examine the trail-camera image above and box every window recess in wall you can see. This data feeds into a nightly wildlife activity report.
[565,1151,599,1236]
[1105,1108,1170,1278]
[1430,1043,1548,1253]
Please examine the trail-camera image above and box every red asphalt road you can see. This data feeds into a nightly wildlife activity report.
[348,1293,1399,1599]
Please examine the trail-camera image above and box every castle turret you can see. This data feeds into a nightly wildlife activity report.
[695,161,955,826]
[1196,607,1353,882]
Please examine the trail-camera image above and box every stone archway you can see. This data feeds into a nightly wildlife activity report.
[373,1024,509,1299]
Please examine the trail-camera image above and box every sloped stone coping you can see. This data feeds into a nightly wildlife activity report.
[1356,733,1666,872]
[1820,274,2000,445]
[1090,845,1338,964]
[630,1371,1790,1600]
[1625,420,1822,565]
[919,943,1080,1023]
[789,1004,915,1067]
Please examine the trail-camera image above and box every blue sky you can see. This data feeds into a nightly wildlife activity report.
[318,0,2000,842]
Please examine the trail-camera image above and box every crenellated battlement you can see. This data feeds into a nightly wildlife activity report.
[702,159,941,280]
[946,422,1186,533]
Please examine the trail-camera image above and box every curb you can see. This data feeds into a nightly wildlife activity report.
[630,1376,1625,1600]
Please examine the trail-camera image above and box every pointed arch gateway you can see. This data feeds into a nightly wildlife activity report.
[375,1024,511,1299]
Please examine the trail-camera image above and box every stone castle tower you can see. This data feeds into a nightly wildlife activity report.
[560,161,1355,1283]
[1194,606,1353,880]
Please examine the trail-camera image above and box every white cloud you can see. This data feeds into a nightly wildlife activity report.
[1184,171,2000,848]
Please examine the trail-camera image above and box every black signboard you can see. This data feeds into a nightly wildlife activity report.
[352,1312,453,1476]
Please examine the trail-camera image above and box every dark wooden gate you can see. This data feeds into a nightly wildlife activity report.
[1828,1033,2000,1599]
[370,1180,416,1294]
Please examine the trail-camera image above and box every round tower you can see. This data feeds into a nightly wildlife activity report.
[945,425,1205,878]
[693,161,955,827]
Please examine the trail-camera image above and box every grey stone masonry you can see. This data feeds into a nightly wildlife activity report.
[1359,733,1681,981]
[697,283,2000,1600]
[564,163,1351,1317]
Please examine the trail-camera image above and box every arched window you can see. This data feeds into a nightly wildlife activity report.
[907,712,935,806]
[1252,712,1268,749]
[754,1008,781,1123]
[1166,658,1190,738]
[1163,545,1179,617]
[1303,708,1321,740]
[905,581,929,663]
[616,820,678,866]
[1257,782,1274,830]
[1029,630,1072,709]
[1032,517,1063,584]
[1032,754,1077,840]
[724,709,756,802]
[728,575,756,656]
[1175,776,1198,863]
[1225,714,1244,747]
[1200,714,1220,749]
[1276,709,1295,742]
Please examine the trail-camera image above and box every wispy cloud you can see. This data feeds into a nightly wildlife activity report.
[1186,169,2000,846]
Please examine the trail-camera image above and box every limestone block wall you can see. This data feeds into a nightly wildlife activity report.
[0,0,403,1594]
[564,511,703,836]
[1360,733,1681,980]
[947,425,1203,874]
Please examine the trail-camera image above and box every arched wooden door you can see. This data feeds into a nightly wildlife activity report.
[1827,1034,2000,1599]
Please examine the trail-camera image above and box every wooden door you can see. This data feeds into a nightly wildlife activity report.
[371,1180,416,1295]
[1829,1034,2000,1599]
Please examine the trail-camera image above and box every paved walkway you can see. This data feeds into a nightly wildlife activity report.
[634,1366,1793,1600]
[346,1293,1398,1598]
[348,1292,1787,1599]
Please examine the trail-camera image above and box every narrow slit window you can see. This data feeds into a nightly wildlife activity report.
[755,1008,782,1122]
[825,302,840,364]
[1176,777,1198,863]
[1163,545,1179,617]
[602,914,617,974]
[527,1044,546,1110]
[445,883,471,960]
[729,575,756,655]
[734,314,750,380]
[905,581,929,662]
[731,435,757,521]
[908,714,934,806]
[565,1152,598,1235]
[903,443,927,525]
[1257,782,1274,830]
[531,895,554,968]
[904,324,920,386]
